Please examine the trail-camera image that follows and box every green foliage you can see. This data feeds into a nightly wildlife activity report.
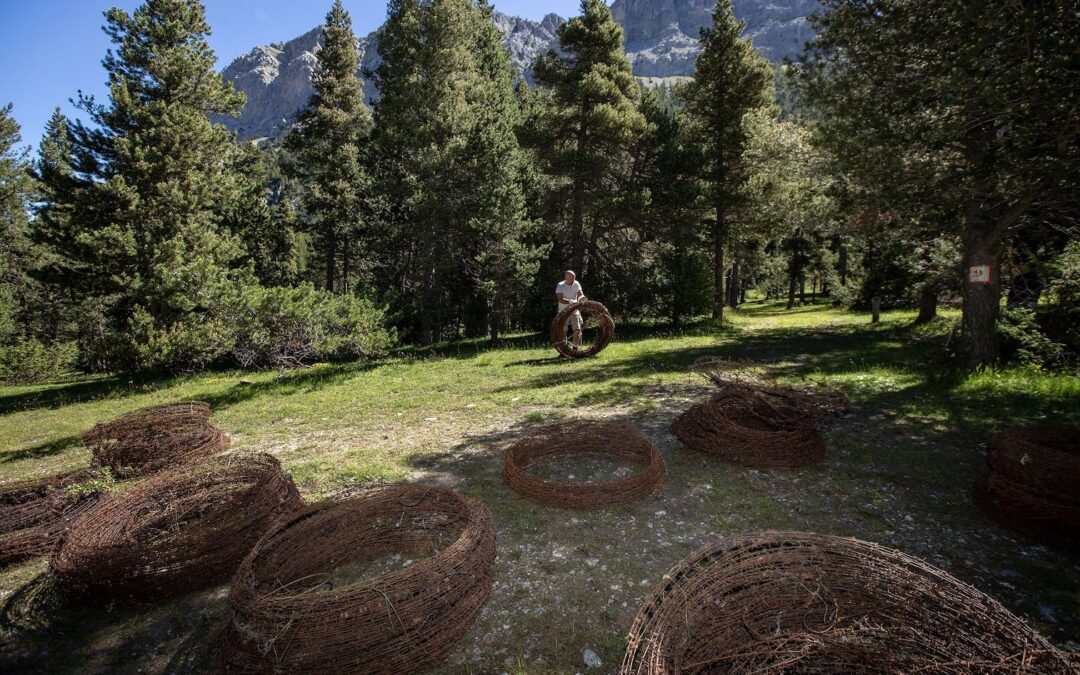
[0,104,36,345]
[531,0,651,276]
[0,339,77,384]
[998,309,1066,369]
[372,0,542,343]
[32,0,253,372]
[286,1,373,294]
[64,468,117,497]
[679,0,775,319]
[230,283,394,370]
[1038,241,1080,358]
[800,0,1080,365]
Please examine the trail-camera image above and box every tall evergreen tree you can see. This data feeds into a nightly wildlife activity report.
[286,0,372,295]
[801,0,1080,366]
[679,0,774,320]
[33,0,250,371]
[0,104,35,344]
[373,0,539,343]
[531,0,650,276]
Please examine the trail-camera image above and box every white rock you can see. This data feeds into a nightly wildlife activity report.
[583,648,602,668]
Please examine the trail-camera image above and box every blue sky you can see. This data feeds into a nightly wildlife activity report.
[0,0,583,152]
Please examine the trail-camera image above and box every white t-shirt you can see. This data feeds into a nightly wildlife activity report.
[556,280,583,312]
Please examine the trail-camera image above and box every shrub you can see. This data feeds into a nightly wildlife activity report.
[230,284,394,370]
[998,309,1065,368]
[1038,242,1080,358]
[0,339,78,384]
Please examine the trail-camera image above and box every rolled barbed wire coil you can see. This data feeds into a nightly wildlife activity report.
[550,300,615,359]
[220,484,496,675]
[987,426,1080,501]
[52,453,301,600]
[82,401,230,477]
[672,389,827,468]
[975,472,1080,552]
[0,470,104,567]
[504,420,664,509]
[621,531,1074,674]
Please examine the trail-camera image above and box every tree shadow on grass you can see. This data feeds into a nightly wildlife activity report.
[0,374,170,417]
[0,435,83,465]
[0,570,228,675]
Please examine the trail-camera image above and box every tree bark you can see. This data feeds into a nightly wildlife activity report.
[957,221,1004,367]
[325,229,337,293]
[713,205,726,321]
[872,297,881,324]
[786,273,797,310]
[915,285,938,324]
[727,245,740,309]
[838,243,848,287]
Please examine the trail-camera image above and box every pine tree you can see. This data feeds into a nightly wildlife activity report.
[285,0,373,295]
[0,104,35,344]
[373,0,540,344]
[34,0,251,371]
[800,0,1080,366]
[532,0,650,276]
[679,0,774,321]
[223,144,299,288]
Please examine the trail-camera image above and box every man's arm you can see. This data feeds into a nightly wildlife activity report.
[557,293,571,305]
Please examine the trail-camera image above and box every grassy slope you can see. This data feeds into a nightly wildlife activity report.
[1,301,1078,673]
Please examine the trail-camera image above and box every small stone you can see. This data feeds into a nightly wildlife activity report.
[583,648,602,668]
[585,558,599,567]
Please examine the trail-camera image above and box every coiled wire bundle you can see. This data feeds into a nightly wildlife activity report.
[82,401,230,477]
[52,453,301,600]
[220,484,496,674]
[550,300,615,359]
[976,426,1080,551]
[0,470,106,567]
[672,388,828,468]
[504,420,664,509]
[621,532,1074,674]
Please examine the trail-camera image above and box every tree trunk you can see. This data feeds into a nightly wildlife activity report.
[872,297,881,324]
[713,205,726,321]
[915,285,938,324]
[787,273,797,310]
[838,243,849,287]
[727,246,740,309]
[957,221,1004,367]
[325,231,337,293]
[799,277,806,306]
[570,123,588,274]
[811,276,817,304]
[341,233,351,295]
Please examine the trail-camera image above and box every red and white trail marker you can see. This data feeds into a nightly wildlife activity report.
[967,265,994,286]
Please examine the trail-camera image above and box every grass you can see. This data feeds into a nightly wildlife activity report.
[1,300,1078,673]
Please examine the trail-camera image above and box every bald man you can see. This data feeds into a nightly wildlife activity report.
[555,270,586,348]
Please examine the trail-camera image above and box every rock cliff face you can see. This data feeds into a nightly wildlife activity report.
[218,1,819,141]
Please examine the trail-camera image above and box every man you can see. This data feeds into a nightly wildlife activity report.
[555,270,586,348]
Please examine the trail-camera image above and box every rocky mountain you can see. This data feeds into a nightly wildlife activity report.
[218,1,819,141]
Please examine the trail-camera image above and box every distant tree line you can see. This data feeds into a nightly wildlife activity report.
[0,0,1076,380]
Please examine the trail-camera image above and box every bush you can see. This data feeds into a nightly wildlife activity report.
[1038,242,1080,358]
[122,307,238,374]
[230,284,395,370]
[998,309,1065,368]
[0,339,78,384]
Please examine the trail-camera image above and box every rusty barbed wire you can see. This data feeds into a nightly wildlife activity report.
[81,401,230,477]
[551,300,615,359]
[672,389,828,468]
[220,484,495,674]
[987,426,1080,501]
[52,453,301,601]
[621,531,1075,674]
[504,420,664,509]
[0,470,106,567]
